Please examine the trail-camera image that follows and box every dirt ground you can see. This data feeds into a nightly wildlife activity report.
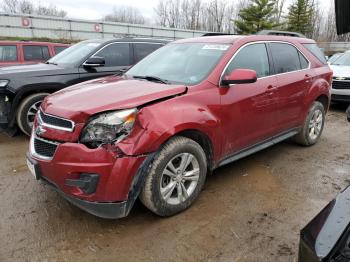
[0,105,349,262]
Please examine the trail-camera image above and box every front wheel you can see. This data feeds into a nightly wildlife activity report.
[293,101,325,146]
[140,136,207,217]
[16,93,49,136]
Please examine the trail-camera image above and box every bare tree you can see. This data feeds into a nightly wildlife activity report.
[104,5,146,24]
[1,0,66,17]
[36,4,67,17]
[1,0,19,13]
[19,0,34,14]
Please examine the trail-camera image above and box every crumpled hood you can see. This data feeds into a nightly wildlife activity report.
[330,65,350,78]
[41,75,187,123]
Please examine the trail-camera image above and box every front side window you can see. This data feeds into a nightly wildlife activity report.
[23,45,50,61]
[0,45,17,61]
[134,43,163,62]
[94,43,130,67]
[224,43,270,78]
[270,43,303,74]
[48,41,102,66]
[126,43,230,85]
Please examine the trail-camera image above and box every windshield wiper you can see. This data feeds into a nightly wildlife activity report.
[132,75,170,84]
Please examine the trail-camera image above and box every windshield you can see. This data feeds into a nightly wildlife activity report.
[47,41,102,66]
[328,53,343,64]
[331,52,350,66]
[126,43,231,85]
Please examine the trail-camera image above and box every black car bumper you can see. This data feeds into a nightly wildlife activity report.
[331,94,350,102]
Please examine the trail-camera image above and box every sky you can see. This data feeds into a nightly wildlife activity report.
[1,0,332,21]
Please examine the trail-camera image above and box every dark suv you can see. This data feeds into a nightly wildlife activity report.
[27,35,332,219]
[0,38,169,135]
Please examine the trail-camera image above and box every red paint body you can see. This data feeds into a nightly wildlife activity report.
[0,41,69,67]
[29,35,332,206]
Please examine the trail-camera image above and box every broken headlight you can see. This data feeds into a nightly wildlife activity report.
[80,109,137,147]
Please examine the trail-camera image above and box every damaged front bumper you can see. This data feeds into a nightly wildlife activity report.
[27,135,155,219]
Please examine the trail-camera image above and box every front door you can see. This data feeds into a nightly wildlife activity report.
[78,42,132,82]
[220,43,279,155]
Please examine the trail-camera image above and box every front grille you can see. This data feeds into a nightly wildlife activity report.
[332,81,350,90]
[33,137,59,158]
[39,110,74,131]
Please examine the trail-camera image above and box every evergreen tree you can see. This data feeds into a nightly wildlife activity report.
[286,0,313,35]
[234,0,278,35]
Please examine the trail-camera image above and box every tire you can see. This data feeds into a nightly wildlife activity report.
[140,136,207,217]
[293,101,325,146]
[16,93,49,136]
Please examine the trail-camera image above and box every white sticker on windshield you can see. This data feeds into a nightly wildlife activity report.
[202,44,230,51]
[87,43,101,47]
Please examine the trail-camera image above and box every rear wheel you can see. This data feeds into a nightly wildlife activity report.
[293,101,325,146]
[16,93,49,136]
[140,136,207,217]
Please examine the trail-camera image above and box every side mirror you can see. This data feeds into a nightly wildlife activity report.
[221,69,257,86]
[83,56,105,67]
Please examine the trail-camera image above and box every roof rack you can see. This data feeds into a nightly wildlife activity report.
[256,30,306,38]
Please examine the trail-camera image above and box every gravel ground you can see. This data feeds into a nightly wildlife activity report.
[0,104,349,262]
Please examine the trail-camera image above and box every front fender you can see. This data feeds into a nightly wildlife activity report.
[117,91,222,159]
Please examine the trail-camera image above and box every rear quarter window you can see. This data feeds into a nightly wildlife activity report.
[0,45,17,61]
[303,43,327,64]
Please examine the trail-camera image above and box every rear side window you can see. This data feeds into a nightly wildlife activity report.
[270,43,306,73]
[23,45,50,61]
[95,43,130,66]
[303,43,327,64]
[270,43,299,73]
[134,43,163,62]
[54,46,67,54]
[0,45,17,61]
[225,43,270,78]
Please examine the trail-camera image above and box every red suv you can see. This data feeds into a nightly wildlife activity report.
[0,41,69,67]
[27,35,332,219]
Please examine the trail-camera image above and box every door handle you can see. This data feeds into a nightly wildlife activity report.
[305,74,312,83]
[267,85,275,89]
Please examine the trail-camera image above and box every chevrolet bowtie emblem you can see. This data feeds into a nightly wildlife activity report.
[35,125,46,136]
[336,77,346,80]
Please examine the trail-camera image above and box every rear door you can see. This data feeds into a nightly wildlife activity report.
[268,42,311,132]
[78,42,132,82]
[220,42,279,154]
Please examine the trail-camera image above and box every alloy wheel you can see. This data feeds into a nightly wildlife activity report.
[160,153,200,205]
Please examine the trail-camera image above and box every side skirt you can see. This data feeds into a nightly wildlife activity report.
[217,128,300,168]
